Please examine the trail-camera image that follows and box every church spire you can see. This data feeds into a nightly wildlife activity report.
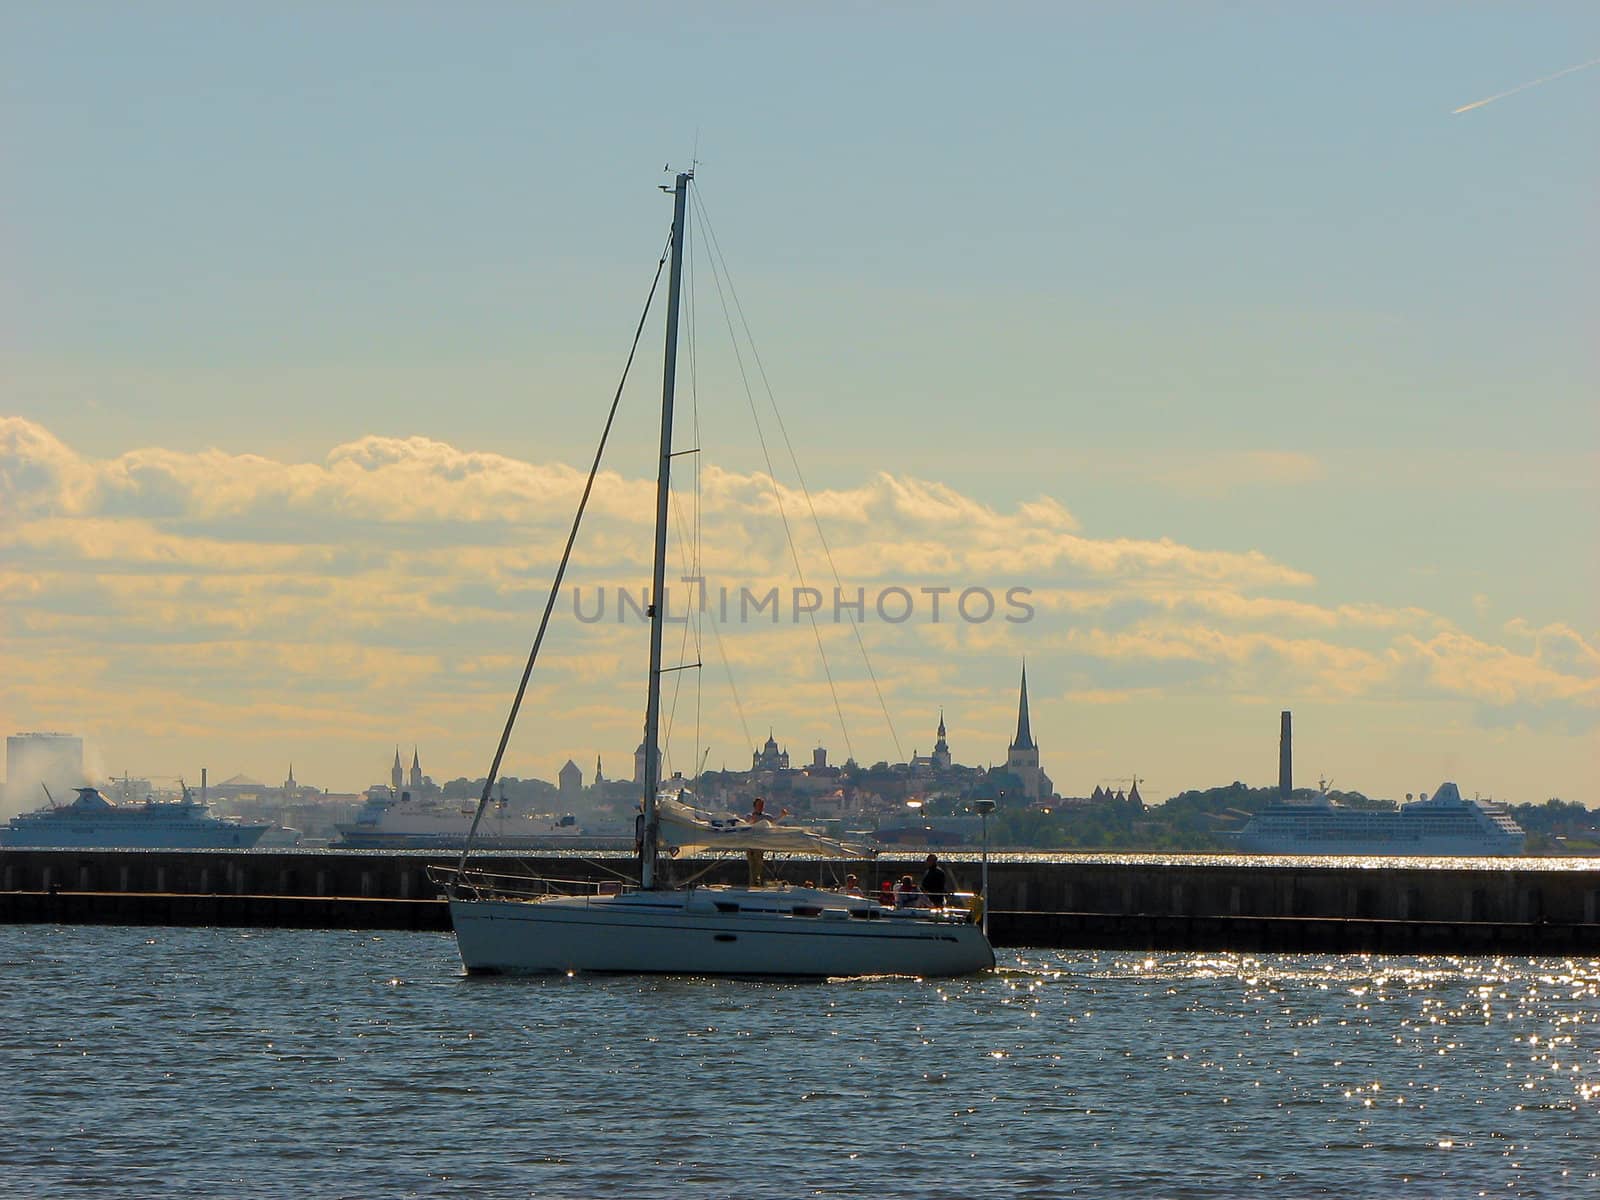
[932,707,951,769]
[1011,661,1035,751]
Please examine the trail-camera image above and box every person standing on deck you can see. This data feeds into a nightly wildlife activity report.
[744,797,787,887]
[920,853,949,908]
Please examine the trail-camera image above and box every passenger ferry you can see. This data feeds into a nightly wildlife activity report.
[1232,782,1525,856]
[0,786,270,849]
[334,789,629,850]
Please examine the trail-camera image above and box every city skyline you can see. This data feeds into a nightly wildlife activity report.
[2,7,1595,807]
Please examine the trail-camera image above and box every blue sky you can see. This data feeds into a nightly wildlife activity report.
[2,4,1595,802]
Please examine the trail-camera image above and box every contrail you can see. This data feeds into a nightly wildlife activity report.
[1453,55,1600,114]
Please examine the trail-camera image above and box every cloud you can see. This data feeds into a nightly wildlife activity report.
[1394,626,1600,709]
[2,416,1595,793]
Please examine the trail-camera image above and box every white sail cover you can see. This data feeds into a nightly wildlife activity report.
[657,793,875,859]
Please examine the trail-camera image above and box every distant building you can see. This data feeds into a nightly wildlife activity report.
[382,746,436,800]
[633,727,662,786]
[910,712,955,775]
[932,711,952,770]
[277,764,320,802]
[558,759,583,799]
[1005,663,1053,801]
[752,731,790,772]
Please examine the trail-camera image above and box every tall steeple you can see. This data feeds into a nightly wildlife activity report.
[1005,659,1048,800]
[1011,662,1035,752]
[932,708,951,770]
[409,747,423,790]
[391,747,403,791]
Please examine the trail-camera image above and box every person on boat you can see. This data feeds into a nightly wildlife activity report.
[920,853,949,908]
[744,797,787,887]
[747,797,788,823]
[895,874,921,907]
[877,879,896,907]
[843,874,864,897]
[746,852,764,887]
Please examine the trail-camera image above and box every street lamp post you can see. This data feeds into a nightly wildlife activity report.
[974,798,996,938]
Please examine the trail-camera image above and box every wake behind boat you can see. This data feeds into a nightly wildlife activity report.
[435,172,994,977]
[0,785,270,849]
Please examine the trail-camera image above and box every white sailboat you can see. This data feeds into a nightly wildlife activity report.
[438,171,994,977]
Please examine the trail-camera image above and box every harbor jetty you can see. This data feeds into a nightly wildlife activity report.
[3,848,1598,953]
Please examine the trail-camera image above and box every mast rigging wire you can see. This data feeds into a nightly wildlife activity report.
[693,190,904,762]
[451,234,673,887]
[690,198,857,764]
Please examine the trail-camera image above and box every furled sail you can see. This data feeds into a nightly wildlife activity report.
[656,792,875,860]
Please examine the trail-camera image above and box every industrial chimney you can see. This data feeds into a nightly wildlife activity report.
[1278,711,1292,799]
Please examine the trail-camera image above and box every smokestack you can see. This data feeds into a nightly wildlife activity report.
[1278,711,1292,799]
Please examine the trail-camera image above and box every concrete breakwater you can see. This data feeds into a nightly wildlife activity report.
[3,848,1599,953]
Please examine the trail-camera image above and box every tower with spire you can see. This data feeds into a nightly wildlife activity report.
[931,710,952,770]
[409,747,423,791]
[752,729,790,772]
[1005,661,1052,800]
[634,725,661,786]
[391,747,403,792]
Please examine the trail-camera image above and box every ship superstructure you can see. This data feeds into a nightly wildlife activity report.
[1233,782,1525,856]
[0,786,270,849]
[334,789,625,850]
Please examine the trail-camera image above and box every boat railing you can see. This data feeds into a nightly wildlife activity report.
[426,865,983,921]
[888,891,982,923]
[425,864,628,902]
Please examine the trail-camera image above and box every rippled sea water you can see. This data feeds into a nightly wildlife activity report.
[3,927,1596,1199]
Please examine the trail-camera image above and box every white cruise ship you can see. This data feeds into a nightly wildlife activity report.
[1232,782,1525,856]
[334,790,628,851]
[0,786,271,849]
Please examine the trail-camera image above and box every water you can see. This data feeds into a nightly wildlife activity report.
[3,928,1596,1198]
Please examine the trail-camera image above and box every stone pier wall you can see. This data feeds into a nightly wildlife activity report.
[3,849,1597,952]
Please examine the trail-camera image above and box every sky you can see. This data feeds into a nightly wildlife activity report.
[2,3,1596,807]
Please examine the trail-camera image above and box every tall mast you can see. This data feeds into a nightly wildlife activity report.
[640,170,691,890]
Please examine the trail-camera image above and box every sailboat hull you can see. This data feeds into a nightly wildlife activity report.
[449,890,995,978]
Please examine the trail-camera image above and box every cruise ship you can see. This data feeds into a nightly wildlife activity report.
[1232,782,1525,856]
[0,786,271,849]
[334,790,629,851]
